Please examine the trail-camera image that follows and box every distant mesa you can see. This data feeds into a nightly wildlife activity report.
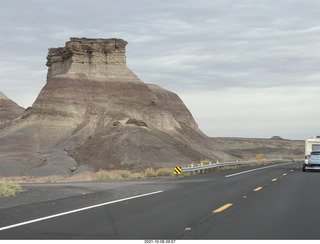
[270,136,284,140]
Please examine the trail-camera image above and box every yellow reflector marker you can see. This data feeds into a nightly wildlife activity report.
[213,203,233,213]
[185,227,191,231]
[253,187,263,191]
[272,178,277,182]
[283,173,287,176]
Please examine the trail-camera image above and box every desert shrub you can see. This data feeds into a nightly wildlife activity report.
[282,157,294,162]
[132,172,145,179]
[121,170,131,179]
[201,159,211,165]
[0,181,22,197]
[144,168,156,178]
[255,153,265,160]
[44,177,58,183]
[180,172,191,177]
[96,169,119,181]
[96,169,111,181]
[156,168,174,177]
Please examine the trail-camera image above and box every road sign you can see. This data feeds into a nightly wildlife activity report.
[174,166,181,174]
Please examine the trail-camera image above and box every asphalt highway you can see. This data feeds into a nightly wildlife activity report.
[1,161,319,240]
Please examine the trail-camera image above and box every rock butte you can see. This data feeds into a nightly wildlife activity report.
[0,38,230,177]
[0,38,304,177]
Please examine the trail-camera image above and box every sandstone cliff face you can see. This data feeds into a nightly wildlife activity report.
[0,38,229,177]
[46,38,140,82]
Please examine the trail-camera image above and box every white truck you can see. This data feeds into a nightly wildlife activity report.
[303,136,320,171]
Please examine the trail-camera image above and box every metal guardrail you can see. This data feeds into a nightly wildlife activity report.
[181,158,290,173]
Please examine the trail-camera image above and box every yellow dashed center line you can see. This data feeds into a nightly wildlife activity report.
[253,187,263,191]
[185,166,296,233]
[213,203,233,213]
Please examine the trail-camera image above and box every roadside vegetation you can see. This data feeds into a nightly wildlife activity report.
[255,153,268,164]
[96,167,176,181]
[78,155,278,182]
[4,155,287,184]
[0,180,22,197]
[5,167,189,183]
[155,168,174,177]
[201,159,211,165]
[255,153,265,160]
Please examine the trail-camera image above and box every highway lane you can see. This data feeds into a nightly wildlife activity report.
[179,162,319,239]
[1,161,318,239]
[195,163,320,239]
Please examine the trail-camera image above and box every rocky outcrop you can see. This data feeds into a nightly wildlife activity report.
[0,91,24,126]
[46,38,140,83]
[125,119,147,126]
[0,38,230,177]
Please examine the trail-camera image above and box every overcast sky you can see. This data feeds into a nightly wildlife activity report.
[1,0,320,140]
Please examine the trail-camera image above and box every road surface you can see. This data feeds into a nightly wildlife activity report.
[1,161,319,239]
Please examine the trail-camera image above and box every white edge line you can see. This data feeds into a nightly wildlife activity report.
[0,190,163,231]
[225,162,292,178]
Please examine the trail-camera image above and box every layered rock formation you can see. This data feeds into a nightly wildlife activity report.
[0,38,230,177]
[0,91,24,126]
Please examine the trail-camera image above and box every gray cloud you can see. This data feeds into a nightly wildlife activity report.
[1,0,320,139]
